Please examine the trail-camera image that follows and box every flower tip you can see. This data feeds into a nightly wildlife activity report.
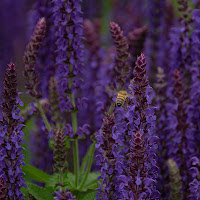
[39,17,46,24]
[7,62,16,70]
[110,21,118,29]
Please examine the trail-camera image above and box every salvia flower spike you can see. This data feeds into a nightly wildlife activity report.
[95,113,118,199]
[110,21,131,88]
[23,17,46,99]
[0,62,26,199]
[53,128,67,173]
[125,53,159,199]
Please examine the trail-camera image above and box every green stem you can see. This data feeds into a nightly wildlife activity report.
[78,142,96,190]
[59,169,63,184]
[36,99,51,132]
[108,102,115,115]
[73,138,79,187]
[69,76,79,187]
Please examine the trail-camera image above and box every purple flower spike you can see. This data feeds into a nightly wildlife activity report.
[0,62,26,199]
[53,0,84,112]
[166,68,197,198]
[53,128,67,173]
[95,113,119,199]
[120,53,160,199]
[23,17,46,99]
[110,21,131,88]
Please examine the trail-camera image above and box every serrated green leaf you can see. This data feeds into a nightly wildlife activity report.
[22,165,51,183]
[26,182,54,200]
[63,172,76,191]
[75,190,97,200]
[45,173,59,188]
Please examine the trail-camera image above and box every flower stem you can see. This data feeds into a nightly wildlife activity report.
[108,102,115,115]
[36,99,51,132]
[78,142,96,190]
[69,70,79,187]
[59,169,63,185]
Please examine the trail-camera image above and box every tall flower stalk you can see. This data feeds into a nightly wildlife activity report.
[110,21,131,89]
[108,22,131,114]
[0,62,26,199]
[23,17,46,100]
[120,53,159,199]
[95,113,118,199]
[53,0,84,187]
[154,67,170,198]
[23,17,51,133]
[167,69,196,199]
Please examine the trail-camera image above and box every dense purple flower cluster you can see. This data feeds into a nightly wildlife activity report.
[0,1,200,200]
[154,67,170,198]
[165,69,196,198]
[125,53,159,199]
[95,113,118,199]
[191,9,200,160]
[0,63,26,199]
[53,0,84,112]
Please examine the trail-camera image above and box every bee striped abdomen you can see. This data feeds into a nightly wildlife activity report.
[116,94,126,107]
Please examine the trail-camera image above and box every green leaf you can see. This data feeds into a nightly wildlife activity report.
[45,173,59,188]
[22,165,51,183]
[26,182,54,200]
[21,186,29,200]
[65,138,70,149]
[46,172,76,191]
[63,172,76,191]
[74,190,97,200]
[79,172,99,192]
[22,120,34,166]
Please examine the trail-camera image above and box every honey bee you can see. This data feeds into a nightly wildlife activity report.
[116,90,129,107]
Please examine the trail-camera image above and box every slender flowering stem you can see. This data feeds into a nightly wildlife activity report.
[23,17,52,132]
[68,40,79,188]
[78,142,96,190]
[36,99,51,132]
[53,0,85,188]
